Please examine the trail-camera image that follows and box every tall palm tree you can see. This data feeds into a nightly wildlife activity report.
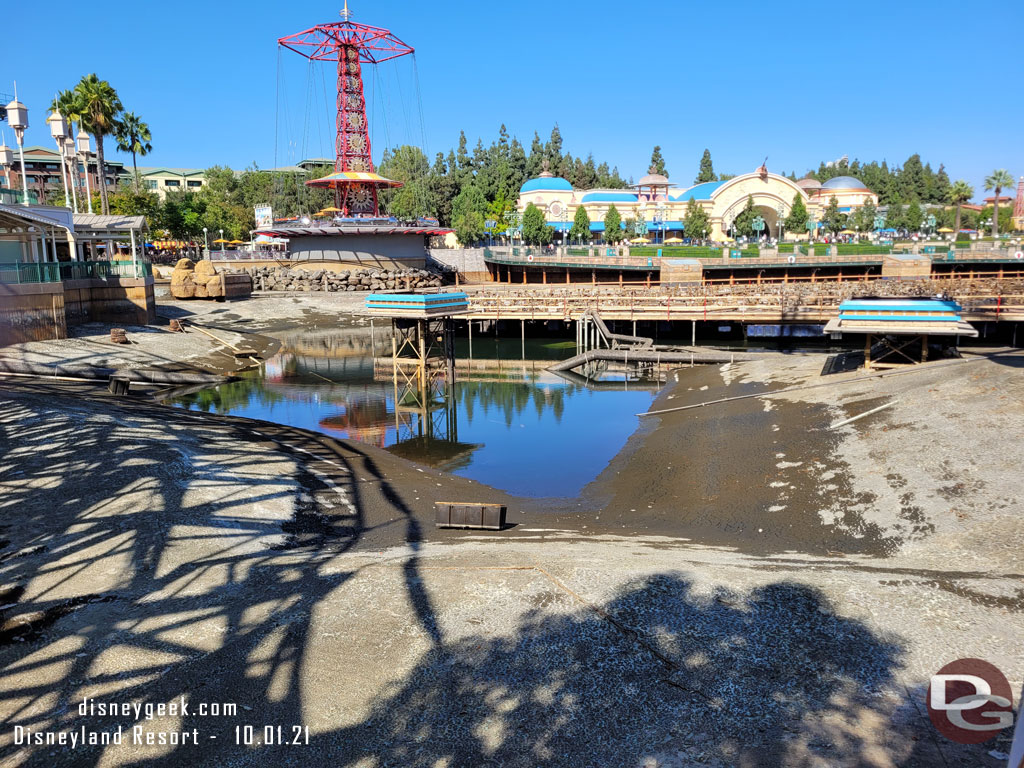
[114,112,152,191]
[984,169,1013,238]
[74,74,123,215]
[947,180,974,235]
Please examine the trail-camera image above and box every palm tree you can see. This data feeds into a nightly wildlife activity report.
[947,180,974,235]
[115,112,152,191]
[74,74,123,215]
[984,169,1013,238]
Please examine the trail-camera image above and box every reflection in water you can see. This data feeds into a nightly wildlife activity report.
[171,330,658,497]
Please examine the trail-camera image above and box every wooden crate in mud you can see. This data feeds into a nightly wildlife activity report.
[435,502,507,530]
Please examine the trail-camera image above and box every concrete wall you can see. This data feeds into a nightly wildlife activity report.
[427,249,492,282]
[0,277,156,347]
[287,234,428,268]
[0,282,68,345]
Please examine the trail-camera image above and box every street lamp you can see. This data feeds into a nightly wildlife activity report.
[5,88,30,205]
[47,110,71,209]
[62,137,79,212]
[219,229,224,256]
[203,227,209,255]
[76,130,93,214]
[0,136,13,193]
[776,203,786,243]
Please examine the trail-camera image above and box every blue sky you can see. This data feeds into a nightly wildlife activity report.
[4,0,1022,200]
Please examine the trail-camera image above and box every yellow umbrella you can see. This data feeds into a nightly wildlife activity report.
[665,236,684,243]
[212,238,229,243]
[840,229,857,235]
[937,227,954,233]
[229,239,245,244]
[318,206,344,213]
[632,236,651,243]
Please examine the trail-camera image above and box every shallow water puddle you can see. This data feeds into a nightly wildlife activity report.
[167,331,657,497]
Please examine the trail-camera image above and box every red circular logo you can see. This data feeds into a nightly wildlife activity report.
[927,658,1014,744]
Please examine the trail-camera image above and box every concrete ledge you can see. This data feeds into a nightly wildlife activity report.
[1,275,157,346]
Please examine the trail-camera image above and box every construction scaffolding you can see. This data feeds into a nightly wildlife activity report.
[391,316,457,443]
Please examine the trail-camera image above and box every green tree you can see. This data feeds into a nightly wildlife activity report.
[649,145,667,177]
[453,210,484,246]
[821,195,845,234]
[521,202,553,246]
[732,195,757,237]
[885,199,903,230]
[904,199,924,232]
[695,149,716,183]
[378,145,431,219]
[682,197,710,241]
[74,73,123,215]
[108,186,160,227]
[114,112,152,191]
[984,169,1013,238]
[784,194,809,233]
[947,179,974,235]
[569,205,591,243]
[603,205,624,244]
[853,199,877,233]
[451,183,488,245]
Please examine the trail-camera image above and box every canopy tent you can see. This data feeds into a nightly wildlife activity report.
[305,171,403,190]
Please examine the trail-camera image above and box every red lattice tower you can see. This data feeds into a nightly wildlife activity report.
[278,2,413,216]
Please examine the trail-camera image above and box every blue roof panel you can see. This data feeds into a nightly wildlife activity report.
[671,180,727,201]
[580,191,638,203]
[520,176,573,193]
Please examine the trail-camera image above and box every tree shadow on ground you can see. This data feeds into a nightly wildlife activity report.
[0,383,995,767]
[326,574,930,767]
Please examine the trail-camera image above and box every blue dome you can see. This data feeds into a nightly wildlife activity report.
[671,180,726,201]
[520,176,573,193]
[821,176,869,190]
[580,191,638,203]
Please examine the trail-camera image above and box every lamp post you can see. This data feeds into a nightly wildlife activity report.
[63,137,79,213]
[76,130,93,214]
[219,229,224,256]
[752,214,765,242]
[0,137,12,194]
[47,110,71,209]
[5,88,30,205]
[203,227,209,256]
[776,203,786,243]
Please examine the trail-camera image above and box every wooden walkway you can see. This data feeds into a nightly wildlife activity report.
[458,291,1024,324]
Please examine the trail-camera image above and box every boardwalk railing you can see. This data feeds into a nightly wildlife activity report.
[482,245,1024,273]
[462,291,1024,323]
[0,260,152,285]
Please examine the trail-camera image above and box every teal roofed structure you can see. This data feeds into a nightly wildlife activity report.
[671,180,727,201]
[580,191,638,203]
[520,176,573,193]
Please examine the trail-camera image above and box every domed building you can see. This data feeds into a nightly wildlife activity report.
[515,164,878,241]
[796,177,822,195]
[813,176,878,210]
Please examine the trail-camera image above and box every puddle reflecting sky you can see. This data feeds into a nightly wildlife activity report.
[169,331,657,497]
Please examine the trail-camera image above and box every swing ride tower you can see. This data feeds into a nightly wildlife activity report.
[277,2,412,216]
[257,3,450,265]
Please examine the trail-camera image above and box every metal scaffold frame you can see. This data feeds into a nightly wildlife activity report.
[391,317,457,442]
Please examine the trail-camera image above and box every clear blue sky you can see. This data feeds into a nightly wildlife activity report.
[5,0,1022,201]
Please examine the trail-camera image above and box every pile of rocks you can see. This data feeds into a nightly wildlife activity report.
[171,259,226,299]
[225,266,445,293]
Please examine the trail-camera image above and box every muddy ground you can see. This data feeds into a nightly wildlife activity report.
[0,292,1021,767]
